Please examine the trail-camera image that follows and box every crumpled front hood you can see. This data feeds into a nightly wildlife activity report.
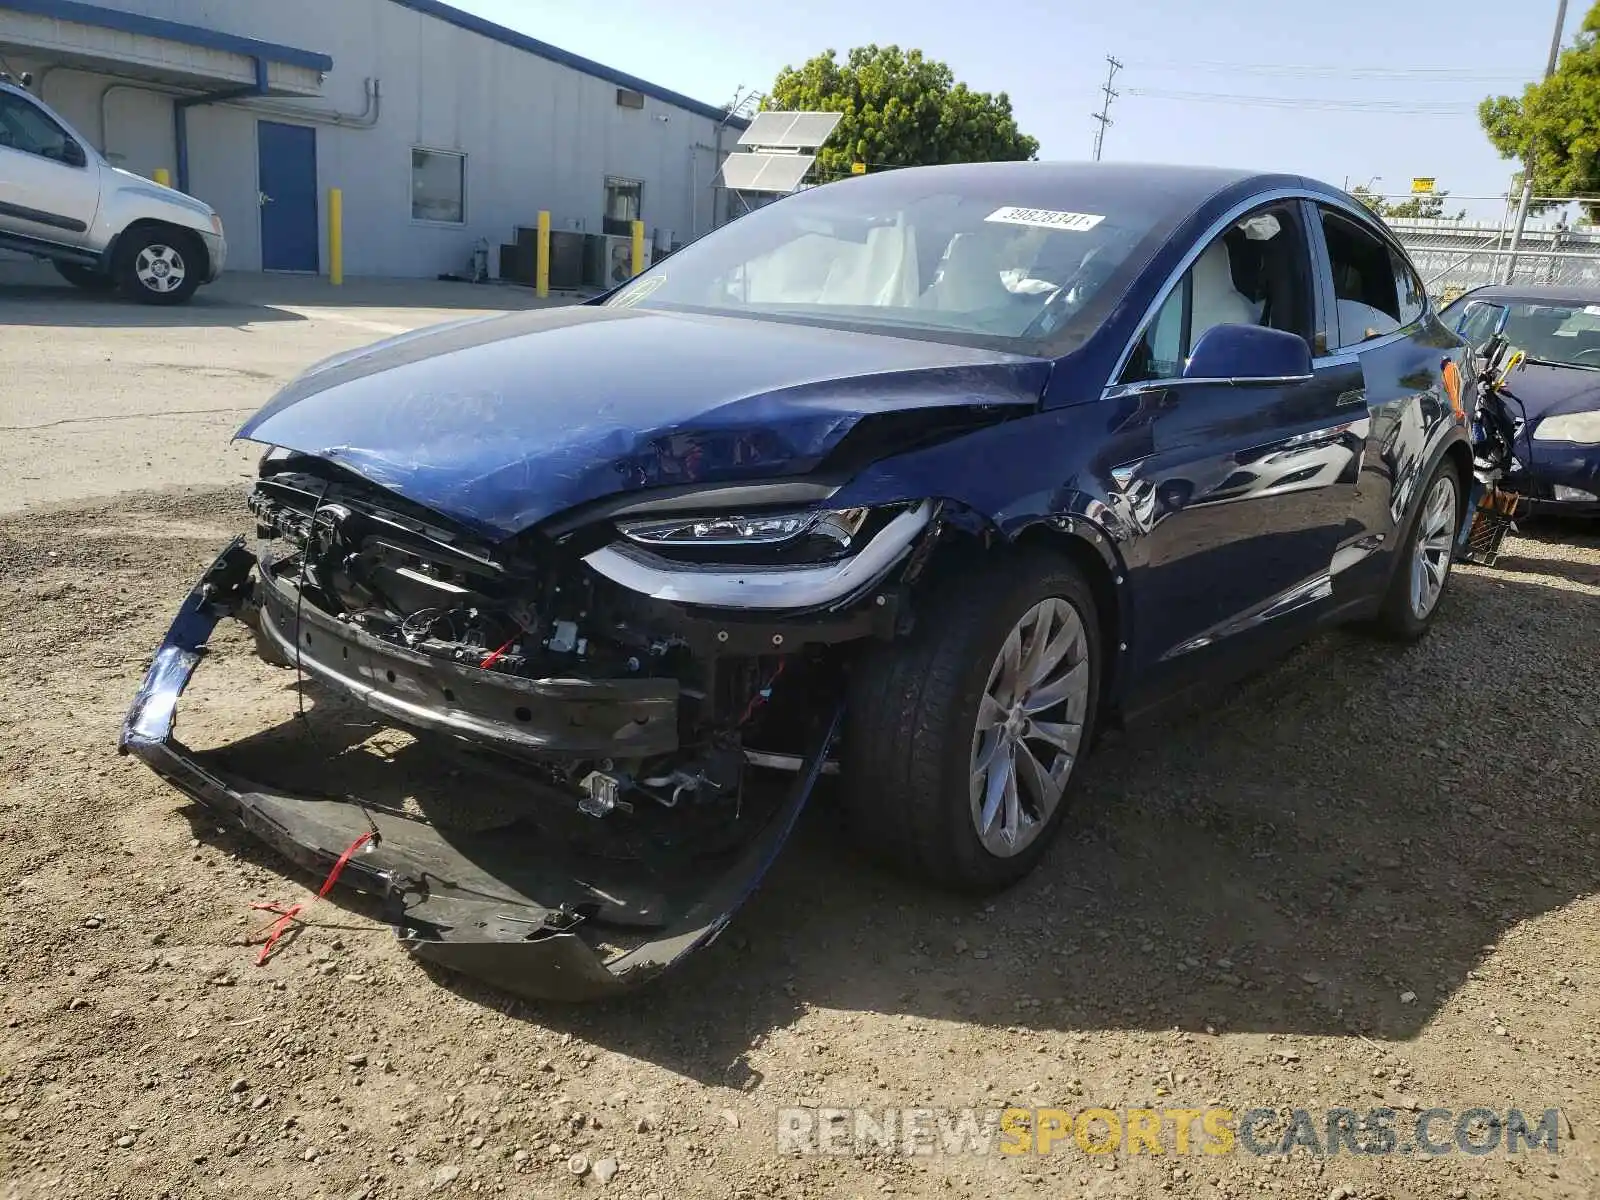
[238,305,1050,538]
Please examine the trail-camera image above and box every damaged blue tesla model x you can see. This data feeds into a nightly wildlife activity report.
[121,162,1472,1000]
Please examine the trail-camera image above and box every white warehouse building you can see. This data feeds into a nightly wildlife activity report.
[0,0,746,279]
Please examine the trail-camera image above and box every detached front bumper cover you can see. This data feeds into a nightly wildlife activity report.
[119,538,839,1001]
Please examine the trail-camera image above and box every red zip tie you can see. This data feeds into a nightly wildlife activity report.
[479,634,518,671]
[250,830,373,966]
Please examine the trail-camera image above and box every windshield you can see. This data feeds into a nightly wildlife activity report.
[606,174,1175,350]
[1458,300,1600,370]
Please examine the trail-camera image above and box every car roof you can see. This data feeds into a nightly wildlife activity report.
[824,159,1318,208]
[1449,284,1600,306]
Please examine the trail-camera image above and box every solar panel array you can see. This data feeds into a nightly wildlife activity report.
[717,152,818,194]
[737,110,843,149]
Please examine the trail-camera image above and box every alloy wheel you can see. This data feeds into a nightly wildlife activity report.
[135,244,187,295]
[1410,472,1458,620]
[968,597,1091,858]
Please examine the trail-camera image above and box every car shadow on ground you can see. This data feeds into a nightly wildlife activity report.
[0,281,307,328]
[0,261,576,327]
[1490,516,1600,587]
[180,564,1599,1089]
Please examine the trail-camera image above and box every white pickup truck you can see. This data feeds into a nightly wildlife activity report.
[0,74,226,304]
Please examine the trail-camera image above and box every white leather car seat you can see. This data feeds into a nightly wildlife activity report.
[816,224,920,307]
[927,232,1017,313]
[1188,241,1259,349]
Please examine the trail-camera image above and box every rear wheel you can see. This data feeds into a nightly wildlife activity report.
[842,551,1101,891]
[115,227,203,305]
[1371,458,1461,641]
[52,261,117,292]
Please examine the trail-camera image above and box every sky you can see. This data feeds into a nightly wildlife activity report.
[455,0,1582,224]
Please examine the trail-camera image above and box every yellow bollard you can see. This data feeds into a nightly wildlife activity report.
[631,220,646,277]
[535,210,551,299]
[329,188,344,286]
[152,168,171,187]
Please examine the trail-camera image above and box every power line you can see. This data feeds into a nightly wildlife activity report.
[1091,55,1122,161]
[1129,59,1531,82]
[1126,87,1479,116]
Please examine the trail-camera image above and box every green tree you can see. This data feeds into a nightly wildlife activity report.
[1348,185,1388,216]
[1480,1,1600,216]
[1348,185,1464,221]
[764,45,1039,181]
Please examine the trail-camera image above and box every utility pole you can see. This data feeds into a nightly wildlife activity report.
[1091,56,1122,162]
[1503,0,1569,283]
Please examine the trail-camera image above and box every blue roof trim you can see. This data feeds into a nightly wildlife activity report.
[0,0,334,72]
[384,0,744,127]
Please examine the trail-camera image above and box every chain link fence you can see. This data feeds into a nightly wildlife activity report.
[1389,217,1600,303]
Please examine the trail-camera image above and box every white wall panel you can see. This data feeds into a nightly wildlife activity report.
[12,0,735,276]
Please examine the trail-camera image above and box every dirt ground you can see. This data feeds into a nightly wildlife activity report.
[1,486,1597,1200]
[3,273,1599,1199]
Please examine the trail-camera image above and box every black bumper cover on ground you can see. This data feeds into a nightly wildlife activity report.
[118,538,839,1001]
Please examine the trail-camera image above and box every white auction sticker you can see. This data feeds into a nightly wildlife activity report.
[985,206,1105,232]
[1584,304,1600,316]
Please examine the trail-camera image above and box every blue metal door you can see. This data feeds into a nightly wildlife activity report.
[257,121,318,272]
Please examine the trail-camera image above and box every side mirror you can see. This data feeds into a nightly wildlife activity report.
[1183,323,1313,385]
[57,139,86,168]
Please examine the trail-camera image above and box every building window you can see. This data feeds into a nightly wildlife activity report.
[412,148,465,223]
[604,177,642,236]
[616,88,645,110]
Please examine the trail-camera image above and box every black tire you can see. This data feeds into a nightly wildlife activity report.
[52,260,117,292]
[842,549,1102,891]
[1369,456,1463,642]
[114,226,204,305]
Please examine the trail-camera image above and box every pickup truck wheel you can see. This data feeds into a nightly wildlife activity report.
[842,550,1102,891]
[116,228,203,305]
[52,261,117,292]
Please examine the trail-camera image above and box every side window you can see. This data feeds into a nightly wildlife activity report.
[1145,279,1187,378]
[1391,247,1426,327]
[1455,301,1504,347]
[1320,209,1403,348]
[0,92,77,163]
[1120,202,1312,384]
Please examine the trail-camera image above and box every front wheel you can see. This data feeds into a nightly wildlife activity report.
[842,551,1102,891]
[115,227,203,305]
[1370,458,1462,641]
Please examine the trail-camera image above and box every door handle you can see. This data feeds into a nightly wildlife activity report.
[259,192,274,206]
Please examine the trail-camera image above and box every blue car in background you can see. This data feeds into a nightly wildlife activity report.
[1440,285,1600,514]
[121,162,1472,999]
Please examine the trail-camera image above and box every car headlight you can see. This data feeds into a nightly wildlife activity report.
[616,505,888,565]
[1534,411,1600,443]
[1553,485,1599,502]
[588,501,936,609]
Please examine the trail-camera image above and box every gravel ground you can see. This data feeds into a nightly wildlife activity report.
[1,486,1597,1200]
